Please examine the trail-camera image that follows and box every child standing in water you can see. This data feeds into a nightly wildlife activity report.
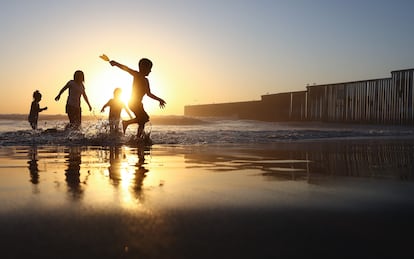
[28,90,48,130]
[55,70,92,130]
[101,88,132,133]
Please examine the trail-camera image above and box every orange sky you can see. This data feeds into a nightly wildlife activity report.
[1,1,414,117]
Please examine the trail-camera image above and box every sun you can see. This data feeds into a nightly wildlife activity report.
[87,67,161,118]
[87,68,131,118]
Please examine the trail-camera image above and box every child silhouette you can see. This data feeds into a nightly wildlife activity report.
[28,90,47,130]
[55,70,92,130]
[108,58,166,139]
[101,88,132,133]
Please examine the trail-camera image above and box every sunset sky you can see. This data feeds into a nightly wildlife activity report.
[1,0,414,116]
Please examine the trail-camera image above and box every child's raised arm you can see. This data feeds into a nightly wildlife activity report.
[109,60,135,74]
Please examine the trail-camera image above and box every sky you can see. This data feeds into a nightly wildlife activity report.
[1,0,414,116]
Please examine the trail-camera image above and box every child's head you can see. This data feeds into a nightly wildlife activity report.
[113,88,122,99]
[33,90,42,102]
[138,58,152,76]
[73,70,85,83]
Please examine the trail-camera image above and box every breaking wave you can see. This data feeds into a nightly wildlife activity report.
[1,116,414,146]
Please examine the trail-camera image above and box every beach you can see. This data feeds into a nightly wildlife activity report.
[1,133,414,258]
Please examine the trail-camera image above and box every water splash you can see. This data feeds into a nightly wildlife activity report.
[0,119,151,146]
[1,119,414,146]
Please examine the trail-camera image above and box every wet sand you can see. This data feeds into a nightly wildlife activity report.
[1,140,414,258]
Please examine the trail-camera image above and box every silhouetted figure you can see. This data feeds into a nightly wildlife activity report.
[108,58,166,139]
[55,70,92,130]
[65,146,83,200]
[101,88,132,134]
[28,90,47,130]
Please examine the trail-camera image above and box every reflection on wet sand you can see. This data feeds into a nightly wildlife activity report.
[21,139,414,204]
[65,146,84,200]
[183,140,414,182]
[131,147,149,202]
[108,146,122,186]
[5,140,414,258]
[23,145,153,205]
[27,145,39,185]
[106,145,150,204]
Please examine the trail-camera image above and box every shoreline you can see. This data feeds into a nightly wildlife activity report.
[0,138,413,258]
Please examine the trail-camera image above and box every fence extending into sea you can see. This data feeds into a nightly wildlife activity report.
[185,68,414,125]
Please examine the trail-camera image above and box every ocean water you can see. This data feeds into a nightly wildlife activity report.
[1,116,414,146]
[1,116,414,187]
[1,116,414,257]
[2,116,414,182]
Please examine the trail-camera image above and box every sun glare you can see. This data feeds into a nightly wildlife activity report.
[88,68,131,118]
[88,67,163,118]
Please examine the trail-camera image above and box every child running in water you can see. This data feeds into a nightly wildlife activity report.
[101,88,132,133]
[55,70,92,130]
[108,58,166,139]
[28,90,48,129]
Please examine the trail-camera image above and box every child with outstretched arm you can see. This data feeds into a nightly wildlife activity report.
[101,87,132,133]
[108,58,166,139]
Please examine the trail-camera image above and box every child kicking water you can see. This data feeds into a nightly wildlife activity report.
[107,57,166,139]
[101,88,132,133]
[28,90,47,130]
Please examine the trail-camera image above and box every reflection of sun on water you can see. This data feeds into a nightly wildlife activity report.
[115,147,137,209]
[117,147,158,210]
[119,161,136,207]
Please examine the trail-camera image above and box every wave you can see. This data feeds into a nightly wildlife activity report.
[0,114,68,121]
[147,115,210,125]
[0,114,209,125]
[2,122,414,146]
[2,116,414,146]
[0,129,151,146]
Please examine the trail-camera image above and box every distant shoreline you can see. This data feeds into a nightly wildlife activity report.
[0,114,99,121]
[0,114,208,125]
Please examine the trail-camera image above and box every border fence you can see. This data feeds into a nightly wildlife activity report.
[185,68,414,125]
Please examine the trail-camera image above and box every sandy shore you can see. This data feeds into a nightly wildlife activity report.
[0,140,413,258]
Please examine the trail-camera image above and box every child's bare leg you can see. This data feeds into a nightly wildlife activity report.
[122,118,139,134]
[137,124,145,139]
[122,119,134,134]
[121,121,128,134]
